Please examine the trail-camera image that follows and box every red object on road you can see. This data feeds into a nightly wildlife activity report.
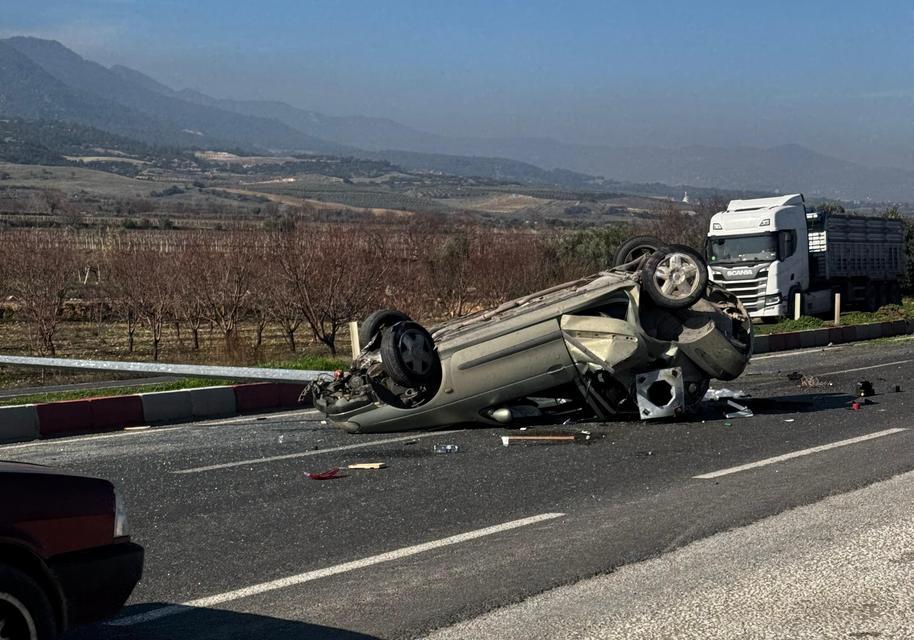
[305,467,345,480]
[851,401,862,410]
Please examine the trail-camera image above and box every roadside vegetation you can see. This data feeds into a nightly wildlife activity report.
[753,299,914,335]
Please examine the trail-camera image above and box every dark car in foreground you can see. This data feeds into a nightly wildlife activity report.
[0,462,143,639]
[311,237,753,433]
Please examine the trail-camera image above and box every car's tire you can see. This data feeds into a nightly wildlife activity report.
[358,309,411,350]
[613,235,663,268]
[641,245,709,309]
[0,566,57,640]
[380,321,439,386]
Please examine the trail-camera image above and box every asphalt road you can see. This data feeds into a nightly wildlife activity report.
[3,338,914,639]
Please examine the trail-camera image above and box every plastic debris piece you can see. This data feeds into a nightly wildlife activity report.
[723,421,733,427]
[306,468,345,480]
[895,385,902,393]
[784,418,795,423]
[850,401,862,411]
[347,462,386,470]
[857,380,875,397]
[433,444,459,454]
[725,399,754,419]
[501,434,578,446]
[798,375,831,388]
[703,388,749,401]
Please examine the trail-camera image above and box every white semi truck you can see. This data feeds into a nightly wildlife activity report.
[706,194,906,320]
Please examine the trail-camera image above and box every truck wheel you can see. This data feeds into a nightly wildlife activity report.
[0,566,57,640]
[380,321,439,387]
[613,236,663,268]
[641,245,709,309]
[358,309,411,350]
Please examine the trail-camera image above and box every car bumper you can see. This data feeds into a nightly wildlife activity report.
[49,540,144,627]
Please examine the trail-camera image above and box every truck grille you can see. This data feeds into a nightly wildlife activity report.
[713,277,768,312]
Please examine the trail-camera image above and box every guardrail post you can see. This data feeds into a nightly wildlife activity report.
[834,292,841,326]
[349,321,361,360]
[793,292,802,320]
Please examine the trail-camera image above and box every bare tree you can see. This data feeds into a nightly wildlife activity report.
[195,230,258,353]
[277,227,384,355]
[5,232,78,355]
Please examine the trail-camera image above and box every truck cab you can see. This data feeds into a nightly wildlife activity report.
[706,194,809,320]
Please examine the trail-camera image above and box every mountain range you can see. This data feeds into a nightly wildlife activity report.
[1,36,913,202]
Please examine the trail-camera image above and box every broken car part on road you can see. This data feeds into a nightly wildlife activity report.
[310,238,753,433]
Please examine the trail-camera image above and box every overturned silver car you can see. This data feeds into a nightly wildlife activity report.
[310,237,752,433]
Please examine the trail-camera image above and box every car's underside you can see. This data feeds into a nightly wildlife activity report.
[310,238,753,433]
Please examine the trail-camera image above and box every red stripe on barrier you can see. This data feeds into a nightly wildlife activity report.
[279,384,308,407]
[234,383,281,413]
[90,395,144,430]
[37,400,94,438]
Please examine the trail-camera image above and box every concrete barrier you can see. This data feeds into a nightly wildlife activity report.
[279,383,309,407]
[139,389,193,425]
[753,320,914,355]
[90,395,144,431]
[234,383,281,413]
[189,386,237,419]
[37,400,94,438]
[0,404,39,444]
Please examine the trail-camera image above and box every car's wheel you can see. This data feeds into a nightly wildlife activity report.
[358,309,411,350]
[0,566,56,640]
[641,245,709,309]
[613,235,663,268]
[380,321,439,386]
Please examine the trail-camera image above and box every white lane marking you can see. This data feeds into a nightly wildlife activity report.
[173,429,463,474]
[0,426,184,450]
[194,409,320,426]
[753,348,839,361]
[694,428,908,479]
[817,359,914,377]
[0,410,322,452]
[108,512,565,626]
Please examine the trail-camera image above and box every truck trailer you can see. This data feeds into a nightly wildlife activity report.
[706,194,905,320]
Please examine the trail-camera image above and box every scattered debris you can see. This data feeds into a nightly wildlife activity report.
[347,463,386,470]
[725,399,754,419]
[500,433,592,446]
[799,375,831,388]
[784,418,795,423]
[305,468,345,480]
[787,371,803,381]
[850,401,862,411]
[433,444,459,454]
[703,388,749,401]
[723,421,733,427]
[857,380,875,397]
[895,385,903,393]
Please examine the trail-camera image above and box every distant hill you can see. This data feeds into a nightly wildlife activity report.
[0,37,344,154]
[3,37,914,201]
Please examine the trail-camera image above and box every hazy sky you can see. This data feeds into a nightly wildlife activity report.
[3,1,914,169]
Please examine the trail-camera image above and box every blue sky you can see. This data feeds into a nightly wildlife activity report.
[2,1,913,167]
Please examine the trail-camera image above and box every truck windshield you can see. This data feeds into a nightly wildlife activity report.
[707,234,778,263]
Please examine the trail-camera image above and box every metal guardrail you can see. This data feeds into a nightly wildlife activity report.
[0,355,328,384]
